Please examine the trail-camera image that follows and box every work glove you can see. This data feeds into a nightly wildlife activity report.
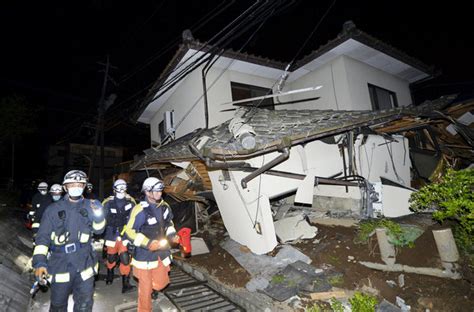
[35,267,48,281]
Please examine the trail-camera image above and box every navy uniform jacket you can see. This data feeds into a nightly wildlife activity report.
[102,195,136,243]
[32,196,106,283]
[31,193,53,228]
[125,199,176,269]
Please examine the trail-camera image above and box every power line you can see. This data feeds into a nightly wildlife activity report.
[107,0,274,117]
[119,1,235,84]
[146,1,285,105]
[243,0,338,125]
[119,0,167,48]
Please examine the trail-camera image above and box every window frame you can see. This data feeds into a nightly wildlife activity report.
[368,83,398,111]
[230,81,275,110]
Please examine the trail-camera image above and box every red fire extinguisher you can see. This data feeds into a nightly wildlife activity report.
[177,227,192,257]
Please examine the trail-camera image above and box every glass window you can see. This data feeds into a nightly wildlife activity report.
[368,84,398,110]
[231,82,274,110]
[159,120,165,142]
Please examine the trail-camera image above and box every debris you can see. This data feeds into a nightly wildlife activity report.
[221,239,311,277]
[417,297,434,310]
[274,214,317,243]
[360,284,380,296]
[190,237,210,256]
[347,256,355,261]
[309,217,359,228]
[285,295,304,310]
[398,274,405,288]
[273,202,293,220]
[386,280,397,288]
[396,296,411,312]
[263,261,334,301]
[446,111,474,135]
[246,276,269,292]
[309,290,347,300]
[377,299,402,312]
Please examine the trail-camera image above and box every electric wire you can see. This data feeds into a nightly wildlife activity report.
[119,1,235,84]
[107,0,285,122]
[108,0,268,117]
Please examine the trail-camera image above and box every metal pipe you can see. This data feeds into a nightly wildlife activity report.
[202,65,210,129]
[240,147,289,189]
[236,167,358,187]
[205,158,249,169]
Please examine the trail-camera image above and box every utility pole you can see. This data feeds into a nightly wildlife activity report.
[90,55,116,199]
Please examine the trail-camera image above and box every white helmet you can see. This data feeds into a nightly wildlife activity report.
[63,170,88,185]
[49,184,62,194]
[141,177,164,192]
[38,182,48,191]
[113,179,127,192]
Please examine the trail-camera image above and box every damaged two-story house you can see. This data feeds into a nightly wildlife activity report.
[130,21,441,254]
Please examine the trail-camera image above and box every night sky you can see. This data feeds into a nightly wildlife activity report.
[1,0,473,182]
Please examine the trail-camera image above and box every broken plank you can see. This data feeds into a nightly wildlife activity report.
[310,290,347,300]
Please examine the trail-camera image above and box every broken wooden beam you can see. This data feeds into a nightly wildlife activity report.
[310,290,347,300]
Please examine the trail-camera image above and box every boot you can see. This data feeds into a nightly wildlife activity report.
[121,275,136,293]
[106,268,114,285]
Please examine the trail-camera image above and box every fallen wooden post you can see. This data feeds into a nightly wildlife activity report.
[310,290,347,300]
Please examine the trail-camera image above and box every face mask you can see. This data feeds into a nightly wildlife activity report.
[40,190,47,195]
[68,187,84,197]
[52,195,61,201]
[115,192,125,199]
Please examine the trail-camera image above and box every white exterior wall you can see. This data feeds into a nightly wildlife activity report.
[150,69,205,143]
[151,66,276,143]
[277,57,351,111]
[150,55,413,143]
[343,55,412,110]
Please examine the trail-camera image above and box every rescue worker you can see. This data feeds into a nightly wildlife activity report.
[32,184,63,236]
[125,177,179,312]
[50,184,63,202]
[102,179,137,293]
[31,182,53,236]
[84,182,96,200]
[32,170,106,312]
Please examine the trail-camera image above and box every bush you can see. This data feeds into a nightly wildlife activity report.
[349,292,377,312]
[410,168,474,252]
[355,219,421,248]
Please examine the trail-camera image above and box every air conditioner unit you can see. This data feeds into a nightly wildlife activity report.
[163,111,175,135]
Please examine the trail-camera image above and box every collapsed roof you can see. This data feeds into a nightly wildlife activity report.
[132,94,473,170]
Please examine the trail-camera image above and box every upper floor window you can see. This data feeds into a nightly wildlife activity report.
[368,83,398,110]
[231,82,274,110]
[158,120,166,142]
